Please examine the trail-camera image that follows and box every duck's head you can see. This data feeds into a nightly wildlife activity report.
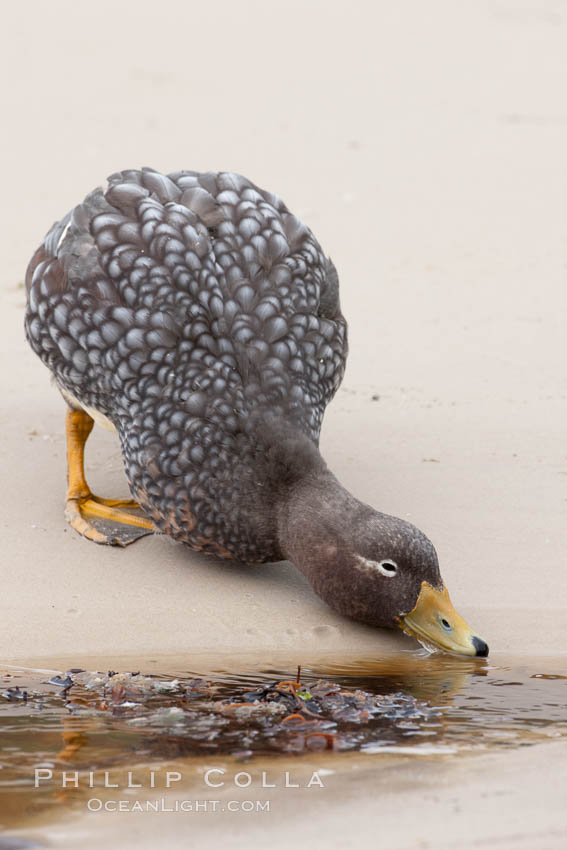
[279,472,488,658]
[335,510,489,657]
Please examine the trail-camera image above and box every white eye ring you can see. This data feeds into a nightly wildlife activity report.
[354,555,400,577]
[377,559,398,577]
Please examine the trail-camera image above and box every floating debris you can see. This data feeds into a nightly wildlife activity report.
[1,661,566,782]
[0,668,444,762]
[2,686,28,702]
[48,675,73,688]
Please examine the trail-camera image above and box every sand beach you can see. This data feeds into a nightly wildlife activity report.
[1,1,566,847]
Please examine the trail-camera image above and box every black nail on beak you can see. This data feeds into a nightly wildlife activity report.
[472,636,489,657]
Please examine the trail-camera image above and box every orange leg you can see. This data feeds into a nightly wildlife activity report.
[64,408,156,546]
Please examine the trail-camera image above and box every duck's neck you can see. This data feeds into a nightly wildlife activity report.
[239,412,352,556]
[275,452,370,613]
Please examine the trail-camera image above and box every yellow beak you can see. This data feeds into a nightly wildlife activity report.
[399,581,488,657]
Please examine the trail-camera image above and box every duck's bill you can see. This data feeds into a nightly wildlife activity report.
[399,581,489,657]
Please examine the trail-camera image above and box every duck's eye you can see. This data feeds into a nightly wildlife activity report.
[377,559,398,577]
[440,617,452,632]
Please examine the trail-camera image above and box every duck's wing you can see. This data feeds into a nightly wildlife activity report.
[25,169,348,442]
[163,169,349,441]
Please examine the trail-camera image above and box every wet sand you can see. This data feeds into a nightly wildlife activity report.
[1,0,566,846]
[17,740,567,850]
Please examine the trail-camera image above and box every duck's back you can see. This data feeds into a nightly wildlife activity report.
[25,168,348,559]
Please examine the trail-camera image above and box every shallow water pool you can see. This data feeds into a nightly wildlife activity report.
[1,654,566,834]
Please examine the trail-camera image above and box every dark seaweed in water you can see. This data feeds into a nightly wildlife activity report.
[1,660,567,781]
[1,670,443,766]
